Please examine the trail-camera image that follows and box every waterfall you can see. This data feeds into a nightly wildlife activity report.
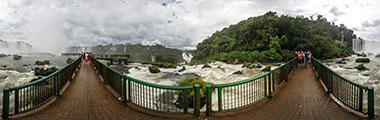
[182,52,193,63]
[352,38,365,53]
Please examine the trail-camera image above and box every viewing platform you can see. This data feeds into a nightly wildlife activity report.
[1,57,375,120]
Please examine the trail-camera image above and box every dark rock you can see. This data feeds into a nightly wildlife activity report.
[232,70,243,75]
[34,67,58,76]
[202,64,212,69]
[336,59,347,64]
[357,53,367,57]
[178,66,186,72]
[149,66,160,73]
[13,55,22,60]
[355,58,370,63]
[376,54,380,58]
[261,66,272,72]
[176,95,206,109]
[35,60,50,65]
[355,64,368,71]
[217,66,225,72]
[0,53,9,58]
[66,58,75,64]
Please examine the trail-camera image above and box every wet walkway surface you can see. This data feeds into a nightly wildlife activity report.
[19,64,363,120]
[210,66,362,120]
[22,63,166,120]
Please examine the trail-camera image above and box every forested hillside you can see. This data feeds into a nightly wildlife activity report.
[193,11,355,63]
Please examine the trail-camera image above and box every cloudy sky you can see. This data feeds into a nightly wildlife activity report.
[0,0,379,53]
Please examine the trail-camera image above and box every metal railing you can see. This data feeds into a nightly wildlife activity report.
[312,57,375,119]
[93,57,297,118]
[209,58,296,113]
[2,57,81,119]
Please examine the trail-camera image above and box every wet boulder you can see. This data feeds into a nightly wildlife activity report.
[149,66,160,73]
[34,67,58,76]
[201,64,212,69]
[178,66,186,72]
[355,58,370,63]
[35,60,50,65]
[66,58,75,64]
[232,70,243,75]
[13,55,22,60]
[261,66,272,72]
[0,53,9,58]
[355,64,368,71]
[357,53,367,57]
[336,59,347,64]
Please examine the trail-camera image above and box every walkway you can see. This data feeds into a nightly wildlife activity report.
[22,62,166,120]
[211,66,361,120]
[17,63,363,120]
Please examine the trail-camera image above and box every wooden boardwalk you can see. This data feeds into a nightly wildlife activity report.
[17,63,363,120]
[21,63,169,120]
[210,66,361,120]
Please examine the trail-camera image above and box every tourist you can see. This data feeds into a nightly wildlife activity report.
[304,50,309,68]
[307,50,312,64]
[297,51,303,66]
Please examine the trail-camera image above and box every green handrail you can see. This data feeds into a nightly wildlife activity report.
[92,57,298,117]
[92,58,198,116]
[2,57,82,119]
[210,58,296,113]
[312,57,375,119]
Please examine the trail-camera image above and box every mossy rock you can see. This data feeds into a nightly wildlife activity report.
[355,58,370,63]
[149,66,160,73]
[201,64,212,69]
[355,64,368,71]
[66,58,75,64]
[357,53,367,57]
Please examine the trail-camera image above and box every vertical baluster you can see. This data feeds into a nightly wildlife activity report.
[218,88,222,111]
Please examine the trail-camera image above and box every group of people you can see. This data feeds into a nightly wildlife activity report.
[81,52,92,64]
[296,50,312,67]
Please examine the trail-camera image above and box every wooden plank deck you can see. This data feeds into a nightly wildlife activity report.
[17,63,364,120]
[210,66,362,120]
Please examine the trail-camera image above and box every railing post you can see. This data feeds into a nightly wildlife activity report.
[268,72,272,98]
[2,89,10,120]
[206,84,212,117]
[194,84,201,118]
[127,78,131,102]
[217,87,222,111]
[368,87,375,119]
[121,76,126,102]
[15,89,19,114]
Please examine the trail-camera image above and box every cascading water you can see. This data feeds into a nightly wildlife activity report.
[326,39,380,114]
[352,38,365,53]
[182,52,193,63]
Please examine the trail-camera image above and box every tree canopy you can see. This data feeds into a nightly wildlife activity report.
[192,11,354,63]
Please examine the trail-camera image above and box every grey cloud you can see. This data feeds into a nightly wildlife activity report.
[362,20,380,27]
[329,6,345,17]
